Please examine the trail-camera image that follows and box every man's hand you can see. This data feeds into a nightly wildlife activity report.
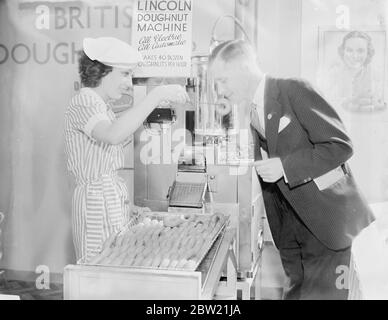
[252,158,284,183]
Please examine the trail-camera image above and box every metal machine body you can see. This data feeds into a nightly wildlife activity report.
[133,51,265,278]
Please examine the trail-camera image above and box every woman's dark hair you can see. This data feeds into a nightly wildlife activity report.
[338,31,375,66]
[78,50,113,88]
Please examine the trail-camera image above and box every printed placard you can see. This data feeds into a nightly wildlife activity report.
[131,0,193,77]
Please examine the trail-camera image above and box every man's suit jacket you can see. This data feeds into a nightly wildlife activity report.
[251,76,375,250]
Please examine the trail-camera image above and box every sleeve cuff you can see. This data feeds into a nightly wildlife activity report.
[84,113,110,138]
[280,158,288,184]
[281,165,312,188]
[282,167,288,184]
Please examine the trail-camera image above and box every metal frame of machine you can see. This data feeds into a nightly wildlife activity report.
[133,56,265,279]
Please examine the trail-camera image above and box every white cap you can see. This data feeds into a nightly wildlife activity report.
[83,37,142,68]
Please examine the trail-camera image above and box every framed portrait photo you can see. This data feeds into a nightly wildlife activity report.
[317,27,387,113]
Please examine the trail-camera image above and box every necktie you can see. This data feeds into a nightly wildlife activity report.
[250,103,265,136]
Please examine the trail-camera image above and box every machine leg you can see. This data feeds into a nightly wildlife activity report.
[254,256,262,300]
[254,271,261,299]
[236,279,253,300]
[236,256,262,300]
[214,248,237,299]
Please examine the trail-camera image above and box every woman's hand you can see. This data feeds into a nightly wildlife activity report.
[91,85,189,145]
[149,84,189,106]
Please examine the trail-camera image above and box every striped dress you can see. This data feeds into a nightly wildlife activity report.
[64,87,130,262]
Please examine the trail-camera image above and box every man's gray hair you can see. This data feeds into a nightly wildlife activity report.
[209,39,257,65]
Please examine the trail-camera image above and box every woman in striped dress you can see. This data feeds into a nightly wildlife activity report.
[64,37,188,261]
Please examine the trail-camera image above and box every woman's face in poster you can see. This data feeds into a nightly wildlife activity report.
[343,37,368,70]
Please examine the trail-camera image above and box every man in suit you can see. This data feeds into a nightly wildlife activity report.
[208,40,374,300]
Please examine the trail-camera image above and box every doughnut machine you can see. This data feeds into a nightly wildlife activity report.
[132,53,266,283]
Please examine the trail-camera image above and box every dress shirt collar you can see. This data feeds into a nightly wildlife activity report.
[252,74,266,106]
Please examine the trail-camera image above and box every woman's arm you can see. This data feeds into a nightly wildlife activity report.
[92,84,188,145]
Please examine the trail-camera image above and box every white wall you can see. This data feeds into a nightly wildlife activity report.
[257,0,302,78]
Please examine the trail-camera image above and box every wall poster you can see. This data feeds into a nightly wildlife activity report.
[131,0,193,77]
